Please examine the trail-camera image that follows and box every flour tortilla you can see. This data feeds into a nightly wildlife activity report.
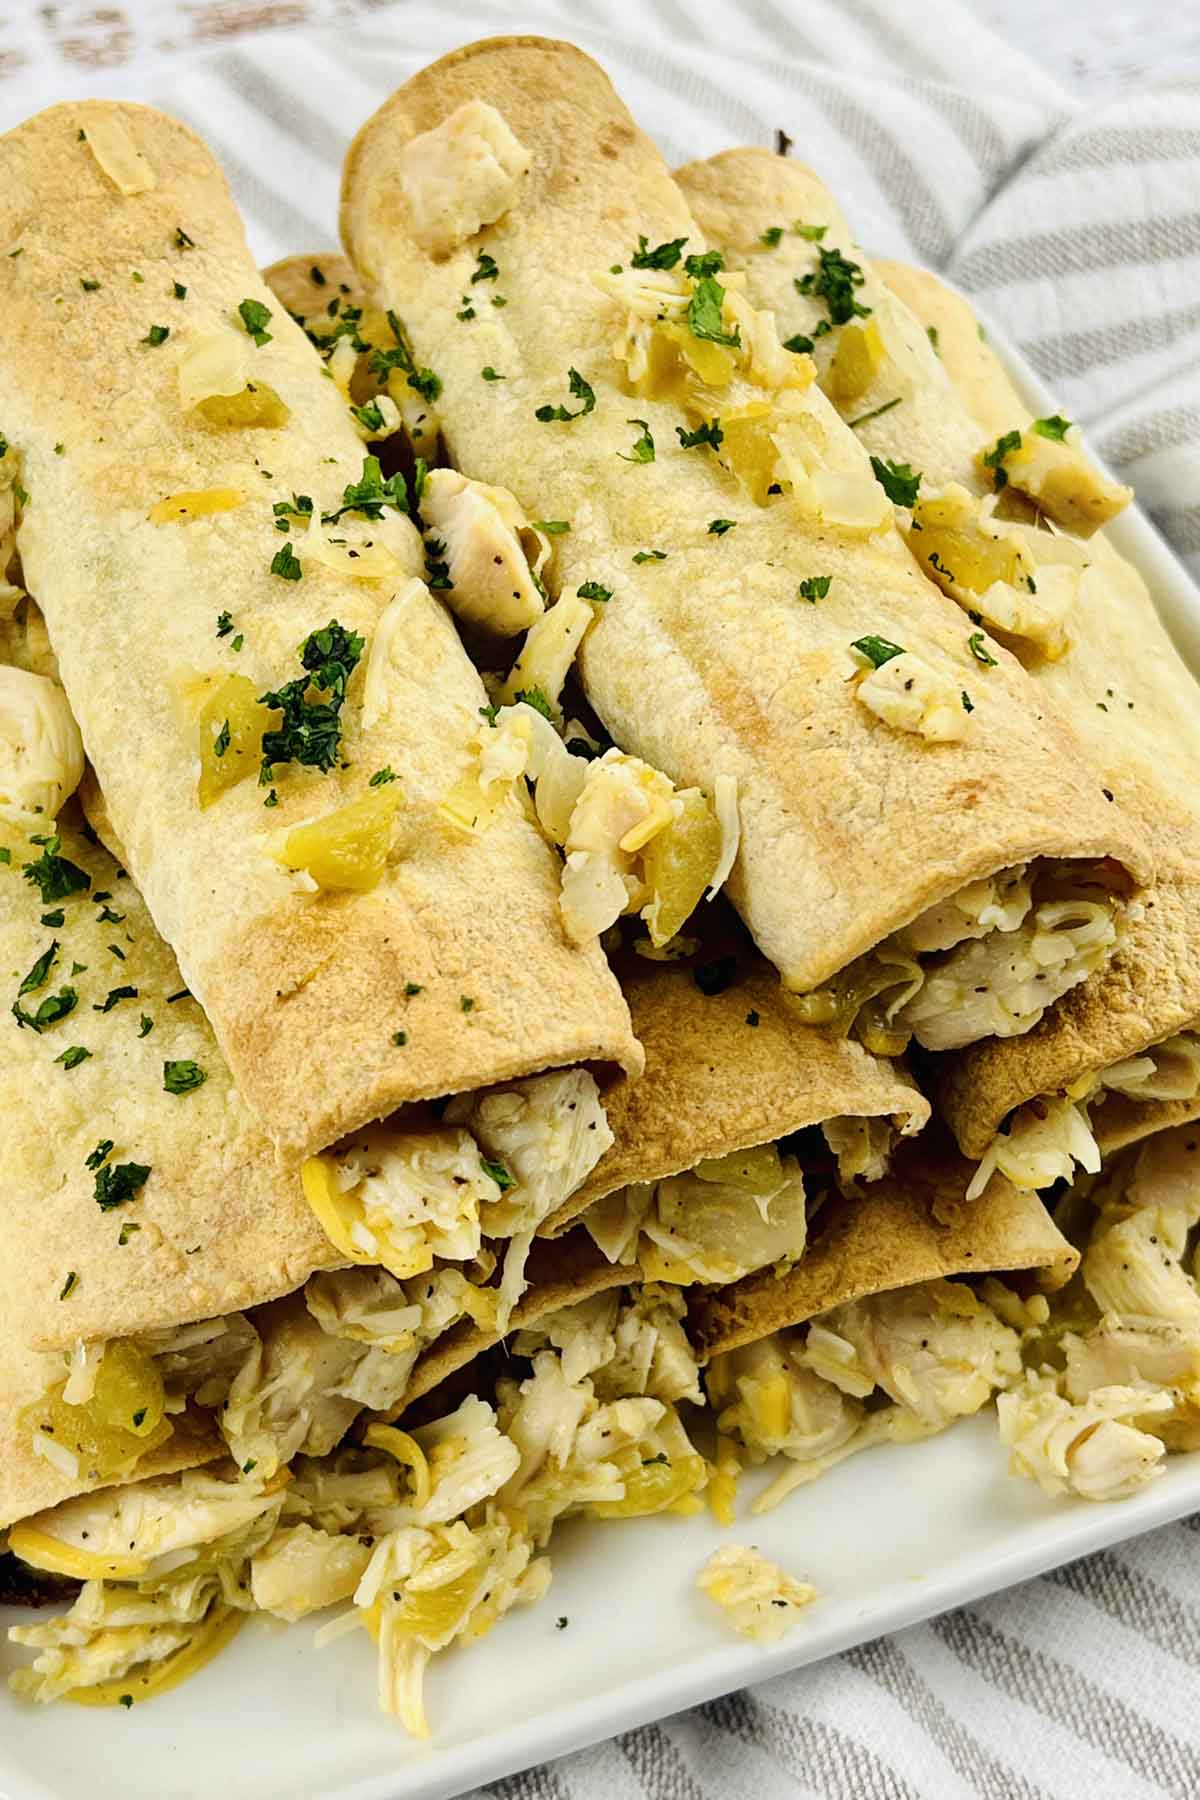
[690,1135,1079,1362]
[677,145,1200,1154]
[0,101,639,1166]
[339,37,1147,1001]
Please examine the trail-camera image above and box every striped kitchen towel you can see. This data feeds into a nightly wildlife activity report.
[3,5,1200,1796]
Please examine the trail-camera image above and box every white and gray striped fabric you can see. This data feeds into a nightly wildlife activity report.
[4,3,1200,1794]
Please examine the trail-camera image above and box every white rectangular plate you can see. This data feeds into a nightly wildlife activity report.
[2,302,1198,1800]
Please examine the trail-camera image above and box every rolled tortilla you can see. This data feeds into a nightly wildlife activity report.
[0,101,639,1165]
[690,1135,1079,1361]
[0,1328,222,1533]
[339,38,1148,1016]
[547,948,929,1232]
[681,150,1200,1164]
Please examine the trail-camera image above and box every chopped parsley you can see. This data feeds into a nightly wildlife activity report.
[961,690,975,713]
[86,1139,114,1170]
[983,429,1022,492]
[259,620,365,779]
[270,542,303,582]
[1033,414,1072,441]
[163,1059,206,1095]
[18,941,59,996]
[216,610,234,638]
[173,281,187,300]
[619,419,655,463]
[708,518,737,535]
[140,324,169,347]
[794,246,870,326]
[869,456,921,508]
[367,310,441,406]
[535,367,596,423]
[794,222,828,242]
[926,325,940,355]
[481,366,505,382]
[688,274,740,347]
[323,455,409,524]
[425,537,452,590]
[967,631,998,667]
[94,986,138,1013]
[745,1009,760,1026]
[632,549,667,564]
[532,519,570,535]
[370,767,398,787]
[684,251,725,279]
[782,332,815,354]
[852,634,906,669]
[514,686,553,719]
[138,1014,153,1037]
[213,718,231,759]
[456,297,476,321]
[404,981,423,996]
[577,580,613,602]
[118,1221,141,1245]
[55,1044,91,1069]
[175,227,195,250]
[694,956,737,996]
[481,1158,514,1191]
[94,1160,151,1212]
[630,235,687,270]
[350,398,387,431]
[848,396,902,429]
[59,1271,77,1300]
[237,298,273,346]
[798,575,832,602]
[471,251,499,284]
[459,995,476,1013]
[760,226,784,247]
[676,418,723,451]
[80,276,101,292]
[392,1030,407,1047]
[40,909,65,927]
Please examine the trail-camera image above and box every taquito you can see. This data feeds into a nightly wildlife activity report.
[0,100,639,1165]
[680,151,1200,1179]
[691,1136,1078,1510]
[339,38,1148,1067]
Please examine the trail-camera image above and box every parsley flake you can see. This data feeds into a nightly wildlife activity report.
[392,1030,407,1047]
[259,620,364,779]
[369,767,398,786]
[514,686,553,720]
[270,542,302,582]
[238,298,273,347]
[216,610,234,638]
[23,835,90,905]
[532,519,570,535]
[535,367,595,423]
[1033,414,1072,441]
[481,366,505,382]
[708,518,737,535]
[460,995,476,1013]
[760,226,784,247]
[59,1271,77,1300]
[632,549,667,564]
[619,419,655,463]
[94,1160,151,1212]
[577,580,613,603]
[687,274,740,347]
[481,1157,514,1191]
[968,631,998,668]
[798,576,832,602]
[794,245,870,325]
[848,396,902,429]
[852,635,906,669]
[140,325,169,347]
[56,1044,91,1069]
[630,235,687,270]
[869,456,921,508]
[80,276,101,292]
[86,1139,114,1170]
[94,986,138,1014]
[173,281,187,300]
[175,227,195,250]
[471,252,499,284]
[138,1014,153,1037]
[163,1059,206,1095]
[676,418,723,451]
[983,430,1022,492]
